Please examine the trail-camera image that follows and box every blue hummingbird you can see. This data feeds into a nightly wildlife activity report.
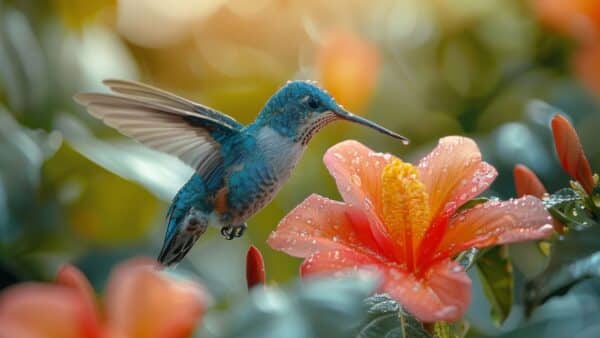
[74,79,408,266]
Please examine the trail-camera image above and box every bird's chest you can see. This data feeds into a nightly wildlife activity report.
[223,127,305,221]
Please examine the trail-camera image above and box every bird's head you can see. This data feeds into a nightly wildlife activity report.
[256,80,408,145]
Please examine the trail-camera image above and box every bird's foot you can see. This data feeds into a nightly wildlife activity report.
[220,224,247,240]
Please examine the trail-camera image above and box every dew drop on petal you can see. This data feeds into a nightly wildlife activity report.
[351,174,362,187]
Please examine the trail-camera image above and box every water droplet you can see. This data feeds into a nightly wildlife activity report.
[364,198,374,210]
[351,174,362,186]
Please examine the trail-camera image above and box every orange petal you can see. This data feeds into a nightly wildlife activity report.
[0,283,98,338]
[267,194,381,258]
[551,114,595,194]
[105,257,207,338]
[300,250,471,323]
[436,196,554,260]
[381,259,471,322]
[246,245,266,289]
[417,136,497,217]
[56,264,101,335]
[323,140,392,214]
[513,164,547,198]
[300,247,383,277]
[323,140,402,257]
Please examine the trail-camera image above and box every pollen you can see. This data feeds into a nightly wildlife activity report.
[381,158,431,271]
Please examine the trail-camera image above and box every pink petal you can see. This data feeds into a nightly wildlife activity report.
[417,136,497,216]
[323,140,392,228]
[105,257,207,338]
[323,140,404,258]
[56,264,101,333]
[267,194,381,258]
[381,260,471,322]
[300,249,471,323]
[0,283,99,338]
[300,247,383,277]
[436,196,555,259]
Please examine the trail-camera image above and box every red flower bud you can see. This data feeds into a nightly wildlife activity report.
[551,115,595,194]
[513,164,564,233]
[513,164,547,198]
[246,245,266,289]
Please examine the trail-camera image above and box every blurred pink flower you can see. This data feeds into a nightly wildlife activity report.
[0,258,208,338]
[268,138,554,322]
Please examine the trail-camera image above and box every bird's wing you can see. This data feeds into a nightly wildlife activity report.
[74,79,243,178]
[102,79,243,129]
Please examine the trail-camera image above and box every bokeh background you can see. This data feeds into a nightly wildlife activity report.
[0,0,599,333]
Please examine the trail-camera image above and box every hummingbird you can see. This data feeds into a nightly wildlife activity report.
[74,79,408,266]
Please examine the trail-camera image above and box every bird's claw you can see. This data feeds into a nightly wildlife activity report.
[220,224,247,240]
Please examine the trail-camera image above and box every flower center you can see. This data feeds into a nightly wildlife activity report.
[381,158,431,272]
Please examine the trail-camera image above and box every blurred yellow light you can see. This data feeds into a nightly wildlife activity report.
[117,0,227,47]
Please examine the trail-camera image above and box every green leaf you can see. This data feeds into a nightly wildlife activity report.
[526,218,600,312]
[357,294,431,338]
[487,278,600,338]
[457,197,490,212]
[475,246,513,325]
[544,188,594,230]
[433,321,469,338]
[221,275,378,338]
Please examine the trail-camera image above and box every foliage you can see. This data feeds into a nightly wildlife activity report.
[526,185,600,312]
[358,293,430,338]
[219,275,377,338]
[0,0,600,337]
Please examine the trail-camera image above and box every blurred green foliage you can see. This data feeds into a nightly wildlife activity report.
[1,0,600,336]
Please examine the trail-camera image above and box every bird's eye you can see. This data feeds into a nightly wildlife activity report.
[307,97,319,109]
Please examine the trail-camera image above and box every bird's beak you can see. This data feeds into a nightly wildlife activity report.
[332,106,410,144]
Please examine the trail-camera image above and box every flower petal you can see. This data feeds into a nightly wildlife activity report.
[300,250,471,323]
[267,194,381,258]
[323,140,392,224]
[551,114,595,194]
[436,196,554,259]
[323,140,404,258]
[381,260,471,322]
[105,257,207,338]
[513,164,547,198]
[0,284,98,338]
[300,247,383,277]
[418,136,497,216]
[56,264,101,333]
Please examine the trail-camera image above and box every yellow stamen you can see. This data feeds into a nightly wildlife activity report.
[381,158,431,271]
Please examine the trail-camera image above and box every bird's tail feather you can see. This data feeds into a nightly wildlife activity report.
[157,231,201,266]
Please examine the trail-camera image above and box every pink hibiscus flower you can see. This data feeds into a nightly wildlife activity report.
[0,257,208,338]
[268,137,554,322]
